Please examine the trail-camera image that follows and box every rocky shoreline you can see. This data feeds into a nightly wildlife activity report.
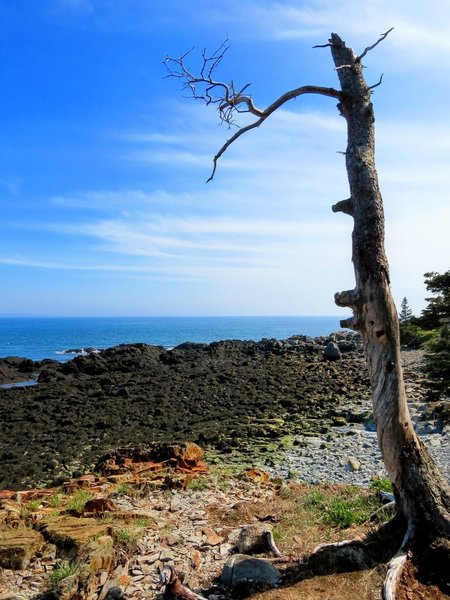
[272,349,450,487]
[1,333,449,492]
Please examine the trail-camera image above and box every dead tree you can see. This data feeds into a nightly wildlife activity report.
[165,31,450,596]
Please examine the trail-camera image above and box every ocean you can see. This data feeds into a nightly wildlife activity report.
[0,316,344,362]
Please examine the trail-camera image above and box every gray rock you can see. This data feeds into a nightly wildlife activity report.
[220,554,281,590]
[35,592,61,600]
[347,456,361,471]
[323,342,341,361]
[104,588,126,600]
[237,523,272,554]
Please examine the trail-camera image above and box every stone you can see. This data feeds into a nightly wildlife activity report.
[0,499,22,527]
[323,342,341,361]
[236,524,272,554]
[191,549,202,569]
[332,416,348,427]
[202,526,224,546]
[220,554,281,590]
[83,497,117,515]
[37,516,111,560]
[79,534,115,573]
[347,457,361,471]
[0,529,44,569]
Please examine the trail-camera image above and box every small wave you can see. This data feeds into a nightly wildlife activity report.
[56,347,100,356]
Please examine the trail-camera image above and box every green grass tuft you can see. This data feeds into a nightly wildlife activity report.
[48,561,78,587]
[66,489,92,514]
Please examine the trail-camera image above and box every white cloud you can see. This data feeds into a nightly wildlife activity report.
[234,0,450,70]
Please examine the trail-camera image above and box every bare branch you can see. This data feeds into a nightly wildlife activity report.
[369,73,384,90]
[164,40,264,129]
[165,42,342,181]
[207,84,341,181]
[357,27,394,62]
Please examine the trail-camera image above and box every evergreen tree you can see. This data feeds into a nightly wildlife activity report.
[420,269,450,329]
[425,325,450,399]
[419,269,450,398]
[399,297,413,322]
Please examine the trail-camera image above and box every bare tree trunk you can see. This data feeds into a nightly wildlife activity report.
[330,33,450,568]
[165,30,450,592]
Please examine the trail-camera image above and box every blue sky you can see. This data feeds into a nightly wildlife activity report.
[1,0,449,317]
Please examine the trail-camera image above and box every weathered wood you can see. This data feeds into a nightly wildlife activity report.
[167,29,450,595]
[329,33,450,564]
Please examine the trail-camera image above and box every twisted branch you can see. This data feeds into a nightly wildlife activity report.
[164,41,342,181]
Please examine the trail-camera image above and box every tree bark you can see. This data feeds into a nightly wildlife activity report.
[329,33,450,564]
[167,31,450,591]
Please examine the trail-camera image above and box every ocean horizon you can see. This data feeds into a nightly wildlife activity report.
[0,315,345,362]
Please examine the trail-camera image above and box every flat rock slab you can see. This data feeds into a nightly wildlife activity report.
[38,516,111,550]
[0,528,44,569]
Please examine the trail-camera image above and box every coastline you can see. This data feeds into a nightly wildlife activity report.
[1,332,448,493]
[0,315,343,362]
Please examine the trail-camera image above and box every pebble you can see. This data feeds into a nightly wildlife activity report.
[273,350,450,486]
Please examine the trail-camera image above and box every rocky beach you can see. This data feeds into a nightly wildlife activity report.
[1,333,450,599]
[1,332,449,492]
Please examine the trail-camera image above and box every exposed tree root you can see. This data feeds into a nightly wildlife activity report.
[258,514,406,596]
[382,524,413,600]
[383,551,409,600]
[370,501,396,523]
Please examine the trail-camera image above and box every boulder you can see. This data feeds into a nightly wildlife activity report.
[347,456,361,471]
[37,516,112,559]
[236,523,273,554]
[323,342,342,361]
[220,553,281,590]
[0,499,22,527]
[0,529,45,569]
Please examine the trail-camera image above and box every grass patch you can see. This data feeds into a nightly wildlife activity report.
[322,493,371,528]
[115,527,134,543]
[134,516,152,528]
[369,477,393,494]
[66,489,92,514]
[48,561,78,587]
[186,476,209,491]
[116,483,133,496]
[269,483,383,555]
[113,526,141,550]
[301,486,378,528]
[47,493,64,509]
[26,499,41,511]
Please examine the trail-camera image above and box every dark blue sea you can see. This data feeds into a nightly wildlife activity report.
[0,316,343,362]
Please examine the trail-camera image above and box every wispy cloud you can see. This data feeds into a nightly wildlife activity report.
[0,178,21,194]
[60,214,349,261]
[208,0,450,75]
